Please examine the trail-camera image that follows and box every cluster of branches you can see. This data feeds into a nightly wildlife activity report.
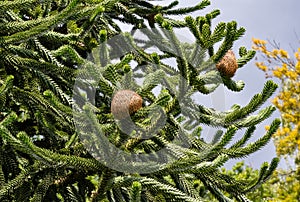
[0,0,280,201]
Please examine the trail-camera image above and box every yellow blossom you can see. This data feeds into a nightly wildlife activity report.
[281,63,288,72]
[295,51,300,61]
[273,70,282,77]
[296,61,300,73]
[255,62,268,71]
[286,71,298,80]
[272,98,278,107]
[252,37,267,45]
[283,127,290,133]
[288,98,297,105]
[280,49,289,58]
[272,49,279,55]
[265,125,270,130]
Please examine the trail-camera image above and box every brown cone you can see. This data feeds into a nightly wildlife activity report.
[216,50,238,78]
[111,90,143,120]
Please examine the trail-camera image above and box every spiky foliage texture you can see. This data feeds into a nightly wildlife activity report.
[0,0,279,201]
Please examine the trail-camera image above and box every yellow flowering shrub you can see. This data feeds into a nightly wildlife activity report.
[253,38,300,201]
[253,38,300,157]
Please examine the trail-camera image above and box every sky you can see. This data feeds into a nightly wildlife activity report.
[118,0,300,169]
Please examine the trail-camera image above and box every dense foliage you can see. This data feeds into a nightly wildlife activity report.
[0,0,280,201]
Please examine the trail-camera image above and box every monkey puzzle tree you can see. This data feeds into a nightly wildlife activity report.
[0,0,280,201]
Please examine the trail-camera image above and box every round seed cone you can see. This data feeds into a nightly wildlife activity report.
[216,50,238,78]
[111,90,143,120]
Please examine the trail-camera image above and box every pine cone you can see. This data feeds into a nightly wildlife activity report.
[111,90,143,120]
[216,50,238,78]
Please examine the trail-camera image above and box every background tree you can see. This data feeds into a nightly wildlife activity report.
[0,0,280,201]
[252,38,300,201]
